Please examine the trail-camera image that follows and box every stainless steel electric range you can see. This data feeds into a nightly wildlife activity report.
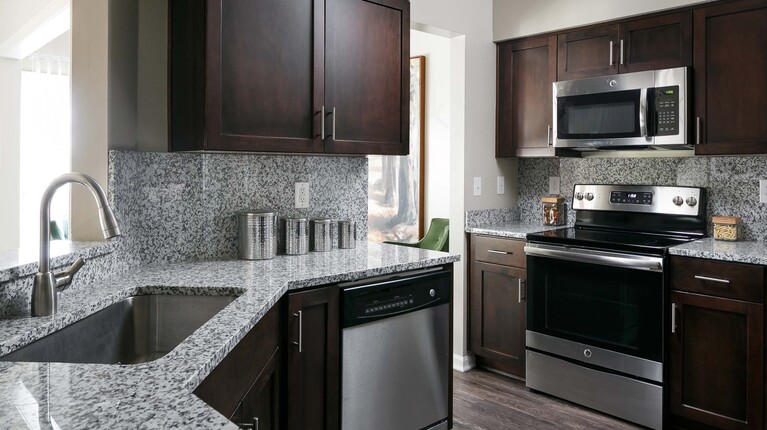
[524,184,707,430]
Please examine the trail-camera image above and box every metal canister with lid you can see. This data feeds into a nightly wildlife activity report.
[338,220,357,249]
[237,210,277,260]
[310,218,334,252]
[280,217,310,255]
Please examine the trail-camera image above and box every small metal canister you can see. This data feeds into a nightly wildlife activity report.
[338,220,357,249]
[280,217,309,255]
[237,210,277,260]
[310,219,334,252]
[542,195,566,226]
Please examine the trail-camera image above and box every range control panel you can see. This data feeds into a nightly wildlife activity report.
[572,184,704,217]
[654,86,679,136]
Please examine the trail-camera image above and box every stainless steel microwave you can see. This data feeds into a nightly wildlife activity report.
[553,67,690,150]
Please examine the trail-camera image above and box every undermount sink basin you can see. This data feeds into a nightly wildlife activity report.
[1,294,237,365]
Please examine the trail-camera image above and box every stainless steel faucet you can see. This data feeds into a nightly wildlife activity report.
[32,173,121,317]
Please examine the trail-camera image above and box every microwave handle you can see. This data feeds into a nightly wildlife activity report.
[640,88,649,138]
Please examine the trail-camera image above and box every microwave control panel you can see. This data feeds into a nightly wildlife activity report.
[654,86,679,136]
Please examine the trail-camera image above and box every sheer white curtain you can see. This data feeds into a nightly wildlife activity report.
[19,56,71,250]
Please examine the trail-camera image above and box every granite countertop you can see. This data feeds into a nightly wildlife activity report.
[465,221,565,239]
[0,240,118,283]
[669,238,767,266]
[0,242,459,429]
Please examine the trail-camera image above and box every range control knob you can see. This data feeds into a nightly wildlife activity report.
[672,196,684,206]
[575,192,584,201]
[585,192,594,201]
[686,196,698,207]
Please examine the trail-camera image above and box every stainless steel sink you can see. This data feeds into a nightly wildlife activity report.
[1,294,237,365]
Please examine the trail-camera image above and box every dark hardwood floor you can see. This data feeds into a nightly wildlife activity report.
[453,368,643,430]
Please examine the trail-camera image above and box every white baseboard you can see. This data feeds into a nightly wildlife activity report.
[452,353,476,372]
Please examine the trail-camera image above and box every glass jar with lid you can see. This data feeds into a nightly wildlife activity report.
[712,215,741,241]
[542,196,566,226]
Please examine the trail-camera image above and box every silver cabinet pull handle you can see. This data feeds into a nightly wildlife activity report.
[620,39,624,65]
[255,417,259,430]
[321,106,325,139]
[694,275,731,285]
[696,117,701,144]
[518,279,526,303]
[238,417,259,429]
[609,41,614,66]
[671,303,677,334]
[547,125,552,147]
[487,249,512,255]
[293,311,303,352]
[332,107,337,141]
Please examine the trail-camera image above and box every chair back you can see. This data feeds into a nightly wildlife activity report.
[420,218,449,252]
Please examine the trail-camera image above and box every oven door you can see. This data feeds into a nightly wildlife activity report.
[525,243,664,382]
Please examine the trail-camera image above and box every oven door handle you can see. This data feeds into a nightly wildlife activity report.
[524,243,664,272]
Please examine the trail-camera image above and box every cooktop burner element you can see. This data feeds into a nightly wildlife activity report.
[527,184,707,255]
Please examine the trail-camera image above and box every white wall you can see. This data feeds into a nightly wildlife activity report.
[493,0,707,41]
[411,30,451,226]
[0,58,22,252]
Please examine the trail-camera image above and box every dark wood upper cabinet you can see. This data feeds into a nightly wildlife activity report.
[619,12,692,73]
[497,36,560,158]
[557,25,620,80]
[286,286,340,430]
[170,0,408,155]
[324,0,409,155]
[693,0,767,155]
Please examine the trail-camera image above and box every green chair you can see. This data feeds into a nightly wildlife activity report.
[384,218,449,252]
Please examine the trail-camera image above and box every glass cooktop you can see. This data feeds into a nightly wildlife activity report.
[526,227,698,255]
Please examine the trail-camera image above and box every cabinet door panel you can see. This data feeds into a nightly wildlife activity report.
[619,12,692,73]
[286,287,340,430]
[325,0,409,154]
[669,291,763,429]
[205,0,324,152]
[557,25,619,80]
[497,36,557,157]
[694,0,767,155]
[469,261,526,377]
[239,349,280,430]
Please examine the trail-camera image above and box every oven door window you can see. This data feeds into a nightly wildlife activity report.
[527,255,662,362]
[557,90,641,139]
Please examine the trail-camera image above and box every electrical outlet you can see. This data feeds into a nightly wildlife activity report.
[295,182,310,208]
[473,177,481,197]
[760,179,767,204]
[497,176,505,195]
[549,176,561,195]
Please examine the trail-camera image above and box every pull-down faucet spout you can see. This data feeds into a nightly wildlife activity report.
[32,173,121,317]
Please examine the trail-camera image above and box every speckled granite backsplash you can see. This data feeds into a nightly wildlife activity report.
[518,156,767,240]
[109,150,368,264]
[465,208,519,228]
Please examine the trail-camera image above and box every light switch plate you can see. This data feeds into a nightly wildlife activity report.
[760,179,767,204]
[549,176,561,195]
[473,177,481,197]
[497,176,505,195]
[295,182,310,208]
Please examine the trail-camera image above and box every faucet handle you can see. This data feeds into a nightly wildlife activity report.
[55,257,86,291]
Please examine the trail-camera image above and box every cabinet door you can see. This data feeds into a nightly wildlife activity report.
[286,287,340,430]
[618,12,692,73]
[469,261,527,377]
[497,36,557,158]
[694,0,767,155]
[324,0,409,155]
[237,349,281,430]
[669,291,764,429]
[557,25,619,80]
[204,0,325,152]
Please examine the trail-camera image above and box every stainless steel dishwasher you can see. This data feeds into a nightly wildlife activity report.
[340,268,451,430]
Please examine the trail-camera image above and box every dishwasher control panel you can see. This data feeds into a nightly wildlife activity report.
[341,269,451,328]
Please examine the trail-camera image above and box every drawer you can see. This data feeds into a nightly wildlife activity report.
[669,256,765,303]
[472,235,526,268]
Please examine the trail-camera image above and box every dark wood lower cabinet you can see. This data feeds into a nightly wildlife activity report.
[194,299,283,427]
[286,286,340,430]
[469,261,527,377]
[669,290,764,430]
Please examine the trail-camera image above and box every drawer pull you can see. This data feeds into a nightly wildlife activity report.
[694,275,730,285]
[671,303,677,334]
[487,250,512,255]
